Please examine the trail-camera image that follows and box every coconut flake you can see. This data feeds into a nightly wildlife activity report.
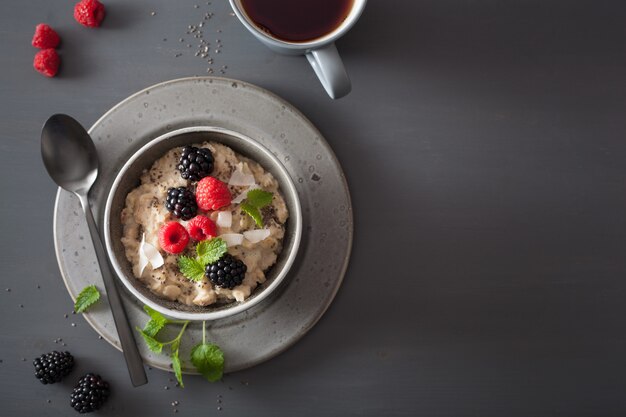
[138,233,164,275]
[220,233,244,247]
[228,164,256,186]
[232,184,260,204]
[216,211,232,228]
[244,229,271,244]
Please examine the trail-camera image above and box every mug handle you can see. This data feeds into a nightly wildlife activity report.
[306,43,352,99]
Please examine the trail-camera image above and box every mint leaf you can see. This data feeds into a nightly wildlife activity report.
[142,305,168,336]
[241,202,263,227]
[246,189,273,208]
[178,256,205,282]
[74,285,101,313]
[171,346,184,388]
[143,305,167,322]
[136,327,164,354]
[190,343,224,382]
[196,238,228,266]
[143,319,165,337]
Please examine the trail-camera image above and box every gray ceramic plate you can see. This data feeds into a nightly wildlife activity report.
[53,77,353,374]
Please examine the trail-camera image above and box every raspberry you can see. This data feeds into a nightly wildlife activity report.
[187,216,217,241]
[158,222,189,254]
[74,0,105,28]
[33,49,60,77]
[32,24,60,49]
[195,177,231,211]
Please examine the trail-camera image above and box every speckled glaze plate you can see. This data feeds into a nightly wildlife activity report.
[53,77,353,374]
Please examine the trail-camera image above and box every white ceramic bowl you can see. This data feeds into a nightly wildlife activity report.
[103,126,302,321]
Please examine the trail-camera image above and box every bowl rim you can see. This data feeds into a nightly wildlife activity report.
[103,125,303,321]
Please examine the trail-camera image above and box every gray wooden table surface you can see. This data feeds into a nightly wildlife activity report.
[2,0,626,415]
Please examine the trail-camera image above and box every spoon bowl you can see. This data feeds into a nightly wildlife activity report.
[41,114,98,194]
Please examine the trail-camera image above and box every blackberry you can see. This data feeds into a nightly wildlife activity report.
[165,187,197,220]
[33,351,74,384]
[206,254,247,289]
[178,146,214,181]
[70,373,110,414]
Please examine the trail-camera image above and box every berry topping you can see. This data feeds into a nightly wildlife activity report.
[158,222,189,254]
[178,146,214,181]
[33,49,60,77]
[165,187,197,221]
[33,351,74,384]
[70,373,110,413]
[31,24,60,49]
[196,177,231,211]
[187,215,218,241]
[205,254,247,289]
[74,0,105,28]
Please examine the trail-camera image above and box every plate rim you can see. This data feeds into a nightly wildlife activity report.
[52,76,354,373]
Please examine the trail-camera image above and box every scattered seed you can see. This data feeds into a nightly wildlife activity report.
[150,11,156,16]
[98,335,103,339]
[21,358,26,361]
[47,400,51,403]
[5,288,10,292]
[217,406,222,411]
[19,304,24,308]
[175,53,182,57]
[194,4,199,8]
[179,38,184,42]
[71,323,76,327]
[164,386,170,390]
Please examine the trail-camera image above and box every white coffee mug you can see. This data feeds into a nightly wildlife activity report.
[229,0,367,99]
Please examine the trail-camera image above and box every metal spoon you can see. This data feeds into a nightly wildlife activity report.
[41,114,148,387]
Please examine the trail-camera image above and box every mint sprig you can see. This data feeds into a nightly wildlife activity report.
[74,285,101,313]
[190,321,225,382]
[136,307,224,387]
[178,238,228,282]
[135,306,190,386]
[240,189,273,227]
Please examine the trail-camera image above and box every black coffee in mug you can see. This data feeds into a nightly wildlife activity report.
[241,0,354,43]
